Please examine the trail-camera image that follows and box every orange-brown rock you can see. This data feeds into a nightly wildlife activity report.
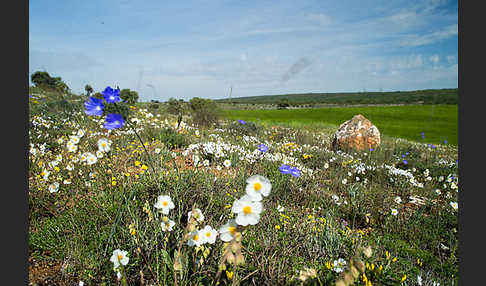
[330,114,380,151]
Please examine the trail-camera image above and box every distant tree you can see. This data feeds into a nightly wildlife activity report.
[85,84,94,97]
[119,88,139,105]
[277,98,290,110]
[31,71,69,93]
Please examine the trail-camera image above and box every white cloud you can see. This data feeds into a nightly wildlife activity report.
[429,55,440,64]
[399,24,457,47]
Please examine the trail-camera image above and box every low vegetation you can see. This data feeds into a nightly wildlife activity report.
[29,87,458,286]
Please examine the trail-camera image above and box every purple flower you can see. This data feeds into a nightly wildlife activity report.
[238,119,246,125]
[101,86,121,103]
[279,164,291,174]
[103,113,125,129]
[290,167,301,177]
[84,96,104,116]
[369,148,374,152]
[258,144,268,152]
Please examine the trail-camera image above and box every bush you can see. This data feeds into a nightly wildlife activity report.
[189,97,220,127]
[228,120,259,136]
[157,127,188,149]
[120,88,139,105]
[103,102,131,120]
[167,97,185,116]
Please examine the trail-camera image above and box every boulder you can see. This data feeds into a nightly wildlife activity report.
[330,114,380,151]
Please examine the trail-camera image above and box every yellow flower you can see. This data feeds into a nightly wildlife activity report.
[392,257,397,263]
[326,261,332,269]
[226,270,233,280]
[135,160,141,166]
[385,251,390,259]
[141,164,148,170]
[401,274,406,282]
[275,225,281,230]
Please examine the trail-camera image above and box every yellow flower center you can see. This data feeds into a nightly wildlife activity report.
[243,206,252,214]
[253,182,262,191]
[162,201,168,207]
[205,232,211,237]
[228,226,236,234]
[193,234,199,241]
[162,216,169,222]
[117,254,123,261]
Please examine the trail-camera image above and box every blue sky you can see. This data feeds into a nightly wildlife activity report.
[29,0,458,102]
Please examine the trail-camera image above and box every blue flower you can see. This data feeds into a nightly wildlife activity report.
[369,148,374,152]
[84,97,104,116]
[444,140,448,144]
[406,152,409,156]
[238,120,246,125]
[290,167,301,177]
[403,159,408,165]
[258,144,268,152]
[102,86,121,103]
[421,132,425,139]
[401,154,406,158]
[279,164,291,174]
[103,113,125,129]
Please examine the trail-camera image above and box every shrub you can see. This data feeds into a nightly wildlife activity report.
[120,88,139,105]
[228,120,259,136]
[189,97,220,127]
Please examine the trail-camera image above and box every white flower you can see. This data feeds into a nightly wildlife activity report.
[187,229,205,247]
[216,165,222,171]
[154,148,161,154]
[417,275,422,286]
[48,182,59,193]
[86,153,98,165]
[66,164,74,171]
[55,154,62,162]
[69,135,80,145]
[188,208,205,223]
[450,201,458,211]
[435,189,441,195]
[161,216,176,232]
[333,258,347,273]
[154,195,175,214]
[97,138,111,152]
[63,179,71,185]
[96,150,104,159]
[277,205,285,212]
[57,137,64,144]
[245,175,272,202]
[201,225,218,244]
[219,219,238,242]
[324,162,329,169]
[110,249,129,270]
[42,169,50,180]
[394,196,402,204]
[223,159,231,168]
[77,129,85,137]
[116,271,122,281]
[232,195,263,226]
[342,178,347,185]
[79,281,84,286]
[203,159,209,167]
[391,208,398,216]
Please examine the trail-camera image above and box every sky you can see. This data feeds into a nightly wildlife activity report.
[29,0,458,102]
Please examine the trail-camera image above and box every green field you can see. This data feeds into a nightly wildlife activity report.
[222,104,458,146]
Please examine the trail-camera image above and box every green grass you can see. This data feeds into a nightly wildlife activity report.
[221,105,458,146]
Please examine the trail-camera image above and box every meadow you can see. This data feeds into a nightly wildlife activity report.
[29,89,458,286]
[221,105,458,146]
